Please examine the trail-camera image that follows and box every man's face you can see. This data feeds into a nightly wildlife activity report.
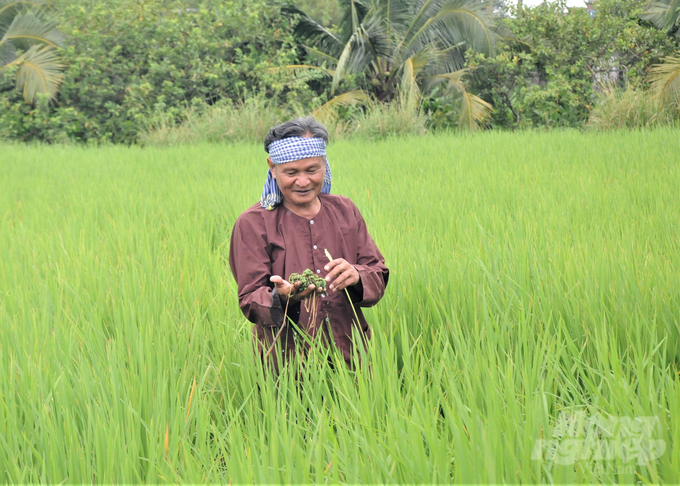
[268,156,326,208]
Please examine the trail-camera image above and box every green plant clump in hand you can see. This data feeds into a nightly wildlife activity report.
[288,269,326,292]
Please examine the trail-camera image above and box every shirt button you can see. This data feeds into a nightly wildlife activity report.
[313,245,317,249]
[321,293,326,298]
[310,220,314,224]
[316,269,321,273]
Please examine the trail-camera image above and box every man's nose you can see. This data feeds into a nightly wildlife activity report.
[296,175,311,187]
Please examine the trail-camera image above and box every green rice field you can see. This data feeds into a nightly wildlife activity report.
[1,129,679,483]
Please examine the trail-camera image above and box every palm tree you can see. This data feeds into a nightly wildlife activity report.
[642,0,680,108]
[649,57,680,109]
[283,0,500,130]
[641,0,680,34]
[0,0,64,104]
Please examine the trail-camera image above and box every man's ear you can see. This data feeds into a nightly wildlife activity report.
[267,157,276,178]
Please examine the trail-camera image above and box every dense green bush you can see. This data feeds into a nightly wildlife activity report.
[465,0,679,129]
[0,0,319,144]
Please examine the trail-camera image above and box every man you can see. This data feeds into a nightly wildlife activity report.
[229,117,389,367]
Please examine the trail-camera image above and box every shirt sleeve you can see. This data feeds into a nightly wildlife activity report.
[229,213,292,327]
[346,204,389,307]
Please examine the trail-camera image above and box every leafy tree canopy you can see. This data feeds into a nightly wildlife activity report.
[465,0,679,128]
[0,0,312,143]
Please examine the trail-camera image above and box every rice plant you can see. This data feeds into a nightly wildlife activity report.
[0,129,678,483]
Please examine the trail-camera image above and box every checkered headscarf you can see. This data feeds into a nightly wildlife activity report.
[261,137,332,210]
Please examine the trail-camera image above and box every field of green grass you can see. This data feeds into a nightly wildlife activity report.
[1,129,678,483]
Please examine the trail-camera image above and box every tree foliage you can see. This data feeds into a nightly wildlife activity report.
[0,0,313,143]
[2,0,679,142]
[465,0,679,128]
[293,0,343,27]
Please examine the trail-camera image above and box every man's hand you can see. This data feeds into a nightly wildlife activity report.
[270,275,321,304]
[324,259,360,292]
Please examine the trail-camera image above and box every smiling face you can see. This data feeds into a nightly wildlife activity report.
[268,155,326,210]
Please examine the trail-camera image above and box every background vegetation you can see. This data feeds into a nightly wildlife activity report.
[466,0,678,128]
[1,130,678,482]
[1,0,679,144]
[0,0,318,143]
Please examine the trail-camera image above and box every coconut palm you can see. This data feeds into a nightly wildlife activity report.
[649,57,680,108]
[642,0,680,107]
[283,0,500,130]
[641,0,680,34]
[0,0,64,103]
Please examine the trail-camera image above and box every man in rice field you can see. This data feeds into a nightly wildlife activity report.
[229,116,389,368]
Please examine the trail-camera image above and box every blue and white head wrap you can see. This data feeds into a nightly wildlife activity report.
[261,136,332,210]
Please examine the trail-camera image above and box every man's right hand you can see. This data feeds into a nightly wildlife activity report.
[270,275,321,304]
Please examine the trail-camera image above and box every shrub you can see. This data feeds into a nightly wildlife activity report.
[349,101,428,140]
[588,86,679,130]
[465,0,680,130]
[140,98,292,146]
[141,98,431,145]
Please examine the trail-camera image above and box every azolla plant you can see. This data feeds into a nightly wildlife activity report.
[288,268,326,292]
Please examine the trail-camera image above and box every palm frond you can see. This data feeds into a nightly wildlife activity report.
[333,34,358,93]
[427,69,493,132]
[0,9,63,48]
[363,0,413,49]
[399,46,438,107]
[337,0,370,41]
[0,0,47,32]
[382,0,415,31]
[413,0,498,57]
[12,43,63,103]
[640,0,680,33]
[332,20,385,93]
[0,38,15,65]
[649,57,680,106]
[349,0,361,34]
[360,12,391,59]
[394,0,497,77]
[401,56,420,109]
[420,42,467,75]
[457,89,492,132]
[312,89,371,122]
[283,4,344,58]
[401,0,444,46]
[303,46,340,67]
[0,0,47,11]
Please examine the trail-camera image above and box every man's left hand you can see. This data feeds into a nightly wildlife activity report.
[324,258,360,292]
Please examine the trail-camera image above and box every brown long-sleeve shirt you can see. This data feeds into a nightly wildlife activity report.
[229,194,389,364]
